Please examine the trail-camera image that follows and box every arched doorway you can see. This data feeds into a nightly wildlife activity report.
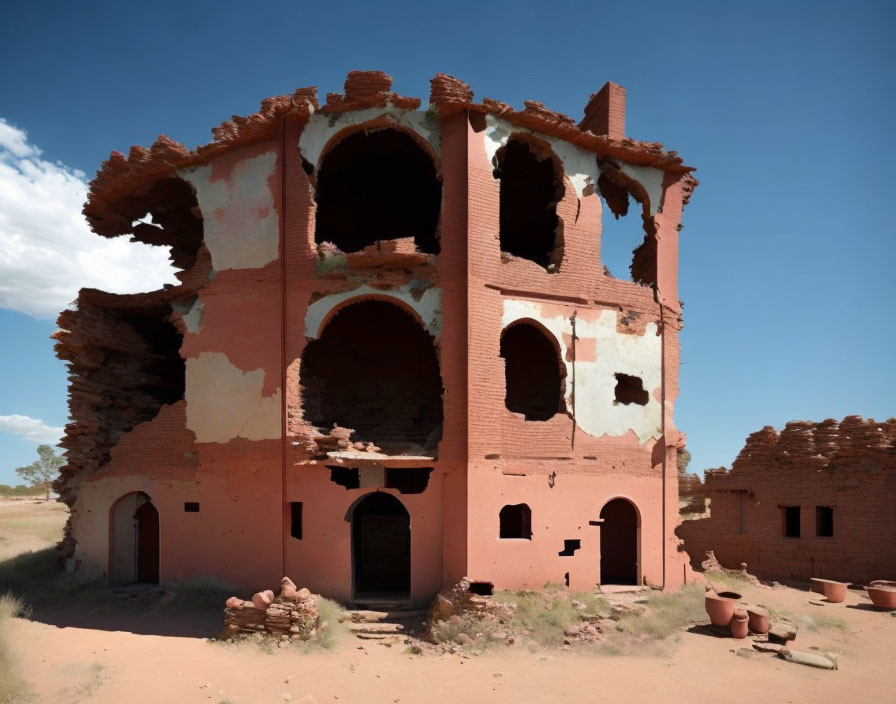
[599,498,639,586]
[351,492,410,600]
[110,492,160,586]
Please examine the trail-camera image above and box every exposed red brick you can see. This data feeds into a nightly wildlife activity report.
[678,416,896,584]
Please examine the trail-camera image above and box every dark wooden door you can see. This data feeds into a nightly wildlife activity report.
[134,501,160,583]
[600,499,638,585]
[353,493,410,595]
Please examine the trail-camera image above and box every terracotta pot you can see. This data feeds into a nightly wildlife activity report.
[746,605,769,634]
[810,577,850,603]
[705,590,742,627]
[730,609,749,639]
[866,580,896,610]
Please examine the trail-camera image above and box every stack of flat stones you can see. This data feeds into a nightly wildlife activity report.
[224,577,323,640]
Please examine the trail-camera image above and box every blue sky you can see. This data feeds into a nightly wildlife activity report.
[0,0,894,485]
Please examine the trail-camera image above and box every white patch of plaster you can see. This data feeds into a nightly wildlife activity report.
[484,115,600,200]
[172,297,204,334]
[305,284,442,339]
[502,300,661,443]
[617,163,664,216]
[185,352,281,443]
[180,151,279,271]
[299,107,441,168]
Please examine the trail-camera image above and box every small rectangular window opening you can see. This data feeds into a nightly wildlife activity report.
[290,502,303,540]
[184,502,199,513]
[816,506,834,537]
[783,506,800,538]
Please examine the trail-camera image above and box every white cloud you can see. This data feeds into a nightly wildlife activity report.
[0,414,64,444]
[0,118,178,319]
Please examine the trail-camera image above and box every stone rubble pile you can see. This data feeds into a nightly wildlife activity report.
[223,577,324,640]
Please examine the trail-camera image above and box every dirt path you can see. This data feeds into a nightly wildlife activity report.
[4,501,895,703]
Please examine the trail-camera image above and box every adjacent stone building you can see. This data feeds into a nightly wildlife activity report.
[54,71,698,605]
[678,416,896,584]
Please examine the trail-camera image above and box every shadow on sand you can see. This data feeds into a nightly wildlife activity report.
[0,548,226,638]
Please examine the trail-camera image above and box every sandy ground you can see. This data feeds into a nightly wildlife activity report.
[0,497,68,560]
[3,499,895,704]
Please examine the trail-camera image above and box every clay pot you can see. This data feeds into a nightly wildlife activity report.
[730,609,749,639]
[746,605,770,634]
[705,590,742,627]
[810,577,850,603]
[866,580,896,610]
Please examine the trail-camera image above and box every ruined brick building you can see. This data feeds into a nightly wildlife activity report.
[54,72,698,605]
[678,416,896,584]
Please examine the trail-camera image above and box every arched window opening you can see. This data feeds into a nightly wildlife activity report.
[499,503,532,539]
[314,129,441,254]
[597,171,657,286]
[301,300,443,454]
[500,322,565,421]
[494,138,563,270]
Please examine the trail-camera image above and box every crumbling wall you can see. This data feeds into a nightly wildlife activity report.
[59,69,697,596]
[677,416,896,584]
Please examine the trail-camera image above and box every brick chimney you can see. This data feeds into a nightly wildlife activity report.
[579,82,626,140]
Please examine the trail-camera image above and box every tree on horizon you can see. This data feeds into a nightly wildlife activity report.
[15,445,63,501]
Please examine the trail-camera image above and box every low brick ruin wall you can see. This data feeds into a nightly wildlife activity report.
[677,416,896,585]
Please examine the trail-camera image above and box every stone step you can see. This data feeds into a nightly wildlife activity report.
[340,610,390,623]
[355,632,400,640]
[350,622,405,635]
[341,609,427,624]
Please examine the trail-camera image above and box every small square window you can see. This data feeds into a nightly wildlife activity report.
[290,502,303,540]
[184,502,199,513]
[816,506,834,537]
[782,506,800,538]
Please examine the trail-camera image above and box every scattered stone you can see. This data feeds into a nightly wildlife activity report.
[752,642,785,654]
[768,622,798,643]
[779,649,838,670]
[735,648,760,660]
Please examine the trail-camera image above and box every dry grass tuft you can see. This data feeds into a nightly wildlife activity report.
[0,593,33,704]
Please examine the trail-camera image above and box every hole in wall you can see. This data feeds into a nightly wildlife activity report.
[597,171,657,286]
[329,466,361,490]
[469,581,494,596]
[500,322,565,421]
[558,539,580,556]
[314,128,441,253]
[301,300,444,454]
[494,138,563,270]
[129,177,205,272]
[184,502,199,513]
[614,373,648,406]
[385,467,432,494]
[499,504,532,539]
